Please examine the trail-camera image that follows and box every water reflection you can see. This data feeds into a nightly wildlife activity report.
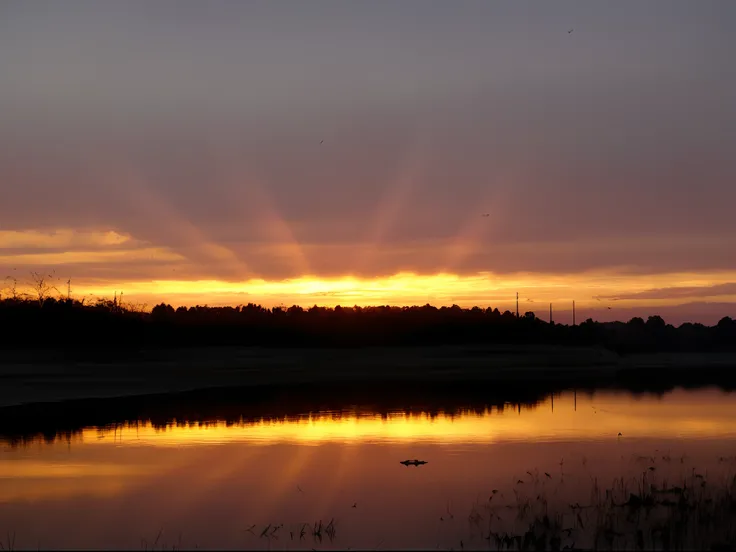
[3,388,736,448]
[1,388,736,550]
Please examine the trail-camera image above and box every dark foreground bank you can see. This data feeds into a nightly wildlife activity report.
[3,344,736,406]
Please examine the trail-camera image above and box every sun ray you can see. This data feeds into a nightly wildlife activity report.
[217,158,312,279]
[356,133,429,276]
[441,171,511,274]
[107,157,255,279]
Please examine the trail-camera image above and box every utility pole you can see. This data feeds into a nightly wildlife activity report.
[572,300,576,326]
[516,292,519,318]
[549,303,553,324]
[67,279,71,301]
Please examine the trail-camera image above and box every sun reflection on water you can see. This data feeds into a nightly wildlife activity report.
[60,389,736,448]
[2,388,736,547]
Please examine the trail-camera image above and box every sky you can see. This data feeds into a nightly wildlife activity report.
[1,1,735,324]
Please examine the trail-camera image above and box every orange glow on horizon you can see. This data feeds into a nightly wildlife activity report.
[2,229,736,315]
[50,270,736,312]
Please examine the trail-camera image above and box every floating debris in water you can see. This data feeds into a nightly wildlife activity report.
[400,459,428,467]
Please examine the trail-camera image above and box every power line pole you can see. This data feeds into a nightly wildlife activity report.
[516,292,519,318]
[572,300,576,326]
[549,303,553,324]
[67,279,71,301]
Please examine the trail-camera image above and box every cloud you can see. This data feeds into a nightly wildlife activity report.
[0,229,130,250]
[1,1,735,316]
[0,247,183,267]
[0,229,183,274]
[3,228,736,285]
[1,108,735,281]
[600,283,736,301]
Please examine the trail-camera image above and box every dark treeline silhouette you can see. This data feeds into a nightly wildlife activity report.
[1,296,735,353]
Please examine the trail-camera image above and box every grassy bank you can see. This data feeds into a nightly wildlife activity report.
[469,460,736,551]
[3,345,736,409]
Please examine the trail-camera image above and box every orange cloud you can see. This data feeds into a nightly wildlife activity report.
[0,247,183,266]
[0,229,130,249]
[2,227,735,323]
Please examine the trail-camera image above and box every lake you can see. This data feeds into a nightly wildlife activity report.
[2,387,736,550]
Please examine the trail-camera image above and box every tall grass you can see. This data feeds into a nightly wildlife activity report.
[469,460,736,550]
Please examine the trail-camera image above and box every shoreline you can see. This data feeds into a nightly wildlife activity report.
[2,345,736,409]
[2,345,736,444]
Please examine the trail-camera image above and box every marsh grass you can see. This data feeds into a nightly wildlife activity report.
[142,457,736,551]
[0,531,16,552]
[467,457,736,551]
[140,528,183,551]
[5,456,736,550]
[245,518,337,547]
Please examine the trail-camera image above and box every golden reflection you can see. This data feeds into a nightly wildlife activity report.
[0,479,132,503]
[2,390,736,506]
[0,460,147,478]
[0,460,154,503]
[74,390,736,447]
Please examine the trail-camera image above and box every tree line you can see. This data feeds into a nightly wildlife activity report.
[0,295,734,353]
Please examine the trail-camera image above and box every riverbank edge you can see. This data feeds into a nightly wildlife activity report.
[1,345,736,408]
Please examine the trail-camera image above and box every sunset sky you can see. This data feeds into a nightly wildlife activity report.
[1,1,735,324]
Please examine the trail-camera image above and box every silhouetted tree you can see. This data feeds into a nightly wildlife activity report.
[647,315,666,329]
[718,316,734,328]
[151,303,175,319]
[0,294,733,353]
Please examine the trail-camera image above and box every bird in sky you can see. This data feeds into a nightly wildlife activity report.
[481,213,490,217]
[320,140,324,145]
[568,28,573,34]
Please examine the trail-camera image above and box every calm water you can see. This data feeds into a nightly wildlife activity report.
[2,388,736,550]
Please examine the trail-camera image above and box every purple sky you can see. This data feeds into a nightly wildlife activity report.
[1,1,735,321]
